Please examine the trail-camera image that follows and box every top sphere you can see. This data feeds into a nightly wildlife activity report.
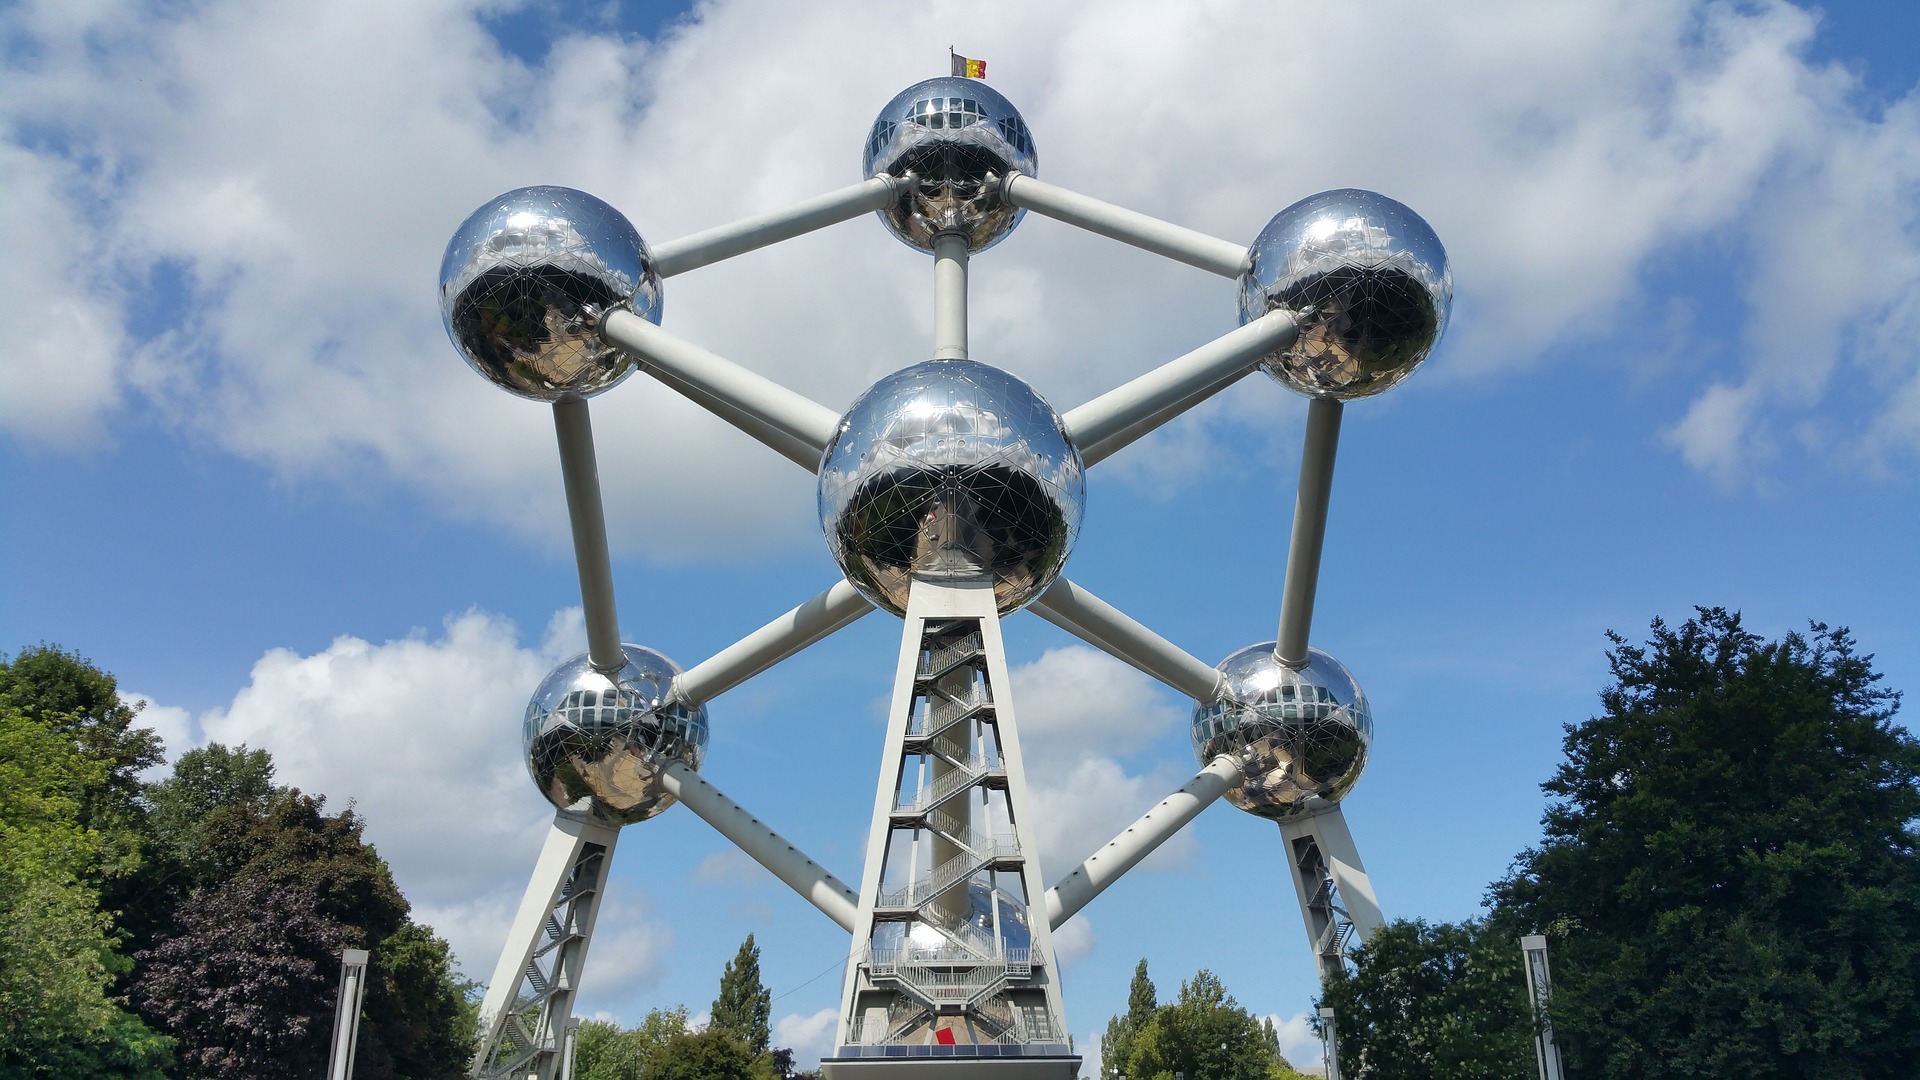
[522,644,707,827]
[863,77,1038,254]
[440,186,662,402]
[818,359,1084,616]
[1238,189,1451,400]
[1191,643,1373,819]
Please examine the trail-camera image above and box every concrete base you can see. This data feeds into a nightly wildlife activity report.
[821,1053,1081,1079]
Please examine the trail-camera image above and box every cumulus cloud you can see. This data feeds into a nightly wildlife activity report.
[130,604,684,986]
[5,0,1915,532]
[1008,646,1197,878]
[1266,1011,1326,1074]
[774,1007,839,1070]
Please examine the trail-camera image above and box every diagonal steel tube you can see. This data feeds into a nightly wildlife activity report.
[672,580,874,706]
[1062,310,1299,466]
[1001,173,1251,278]
[602,309,842,460]
[1029,577,1226,704]
[1044,755,1244,929]
[652,175,903,277]
[660,761,860,932]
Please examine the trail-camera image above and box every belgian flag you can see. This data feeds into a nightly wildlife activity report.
[949,50,986,79]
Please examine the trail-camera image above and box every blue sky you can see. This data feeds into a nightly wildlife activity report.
[5,0,1919,1072]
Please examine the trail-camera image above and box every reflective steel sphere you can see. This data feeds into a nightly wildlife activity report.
[1192,643,1372,819]
[1239,189,1451,400]
[863,77,1038,253]
[522,644,707,826]
[440,186,661,401]
[819,359,1083,616]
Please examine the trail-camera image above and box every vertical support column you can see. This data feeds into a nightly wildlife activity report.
[933,233,969,360]
[1521,934,1565,1080]
[1276,397,1343,668]
[824,577,1078,1078]
[1278,801,1382,984]
[328,948,369,1080]
[553,399,624,672]
[472,813,621,1080]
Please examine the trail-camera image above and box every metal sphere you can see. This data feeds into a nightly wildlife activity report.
[862,77,1038,254]
[439,185,662,402]
[1192,643,1373,819]
[1238,188,1451,400]
[819,359,1084,616]
[522,644,707,826]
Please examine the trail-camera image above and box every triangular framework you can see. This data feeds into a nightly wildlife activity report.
[473,815,619,1080]
[824,577,1078,1078]
[1278,804,1383,984]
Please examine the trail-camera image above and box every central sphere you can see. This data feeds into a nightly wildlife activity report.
[818,359,1084,616]
[1239,188,1451,400]
[1192,643,1373,819]
[440,185,661,402]
[863,77,1038,253]
[523,644,708,826]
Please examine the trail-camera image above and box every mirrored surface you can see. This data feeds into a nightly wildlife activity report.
[440,185,661,401]
[1191,643,1372,818]
[523,644,707,826]
[863,77,1038,253]
[1238,188,1451,400]
[819,359,1083,615]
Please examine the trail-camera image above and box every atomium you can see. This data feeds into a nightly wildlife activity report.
[863,76,1038,253]
[1192,643,1373,819]
[523,644,708,826]
[440,185,662,402]
[1239,188,1452,400]
[818,359,1083,616]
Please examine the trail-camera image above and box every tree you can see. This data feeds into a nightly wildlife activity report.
[0,687,172,1078]
[1106,966,1307,1080]
[1316,918,1534,1079]
[1099,959,1156,1078]
[571,1007,690,1080]
[651,1026,775,1080]
[711,933,773,1055]
[1492,609,1920,1077]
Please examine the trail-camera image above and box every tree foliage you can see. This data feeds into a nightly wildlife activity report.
[1101,963,1306,1080]
[0,669,172,1077]
[1316,918,1533,1079]
[711,933,773,1056]
[1492,609,1920,1078]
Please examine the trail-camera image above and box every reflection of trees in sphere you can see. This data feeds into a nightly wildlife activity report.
[863,77,1038,253]
[523,645,707,826]
[1192,643,1372,819]
[439,186,662,401]
[1238,189,1451,400]
[818,360,1083,616]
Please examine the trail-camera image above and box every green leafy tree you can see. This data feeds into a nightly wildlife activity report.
[572,1007,690,1080]
[0,700,172,1078]
[1492,609,1920,1077]
[652,1026,775,1080]
[1110,967,1306,1080]
[375,921,479,1080]
[711,933,773,1055]
[1316,918,1534,1079]
[1099,959,1156,1078]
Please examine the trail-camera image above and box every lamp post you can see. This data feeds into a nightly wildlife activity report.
[328,948,370,1080]
[1521,934,1565,1080]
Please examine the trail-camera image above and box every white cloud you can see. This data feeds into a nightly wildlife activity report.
[1265,1011,1326,1075]
[1007,646,1198,882]
[122,692,199,778]
[1049,914,1095,966]
[774,1007,839,1070]
[691,848,768,888]
[137,605,618,978]
[5,0,1917,534]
